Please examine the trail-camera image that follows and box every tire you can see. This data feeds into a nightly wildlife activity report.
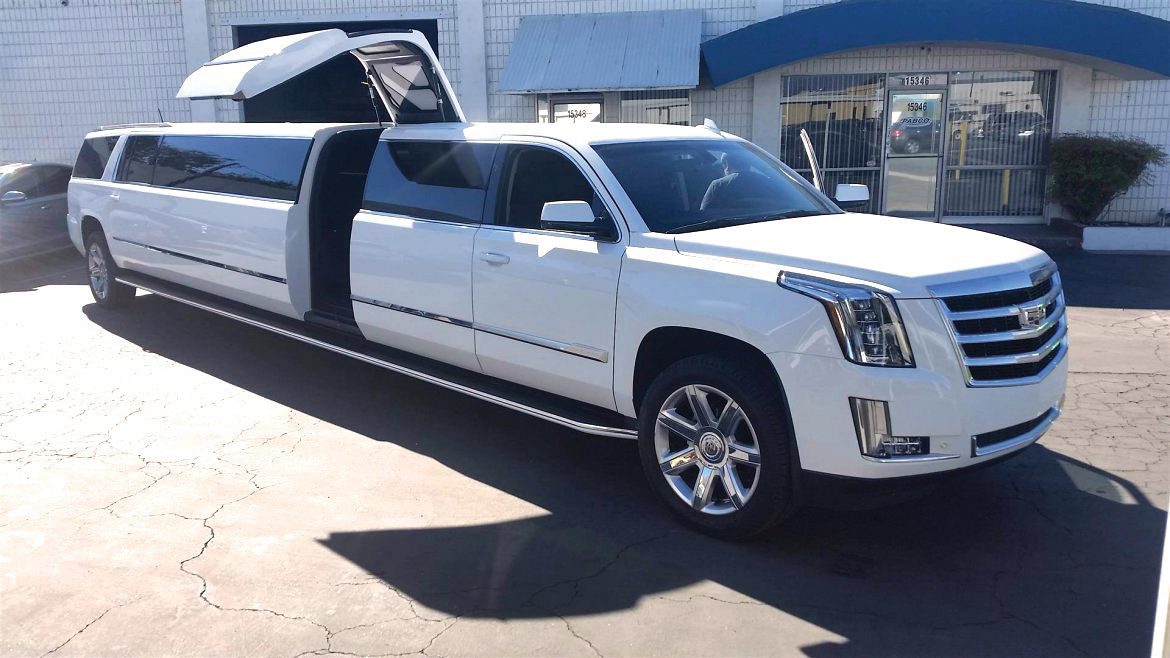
[637,353,796,540]
[903,138,922,154]
[84,229,135,308]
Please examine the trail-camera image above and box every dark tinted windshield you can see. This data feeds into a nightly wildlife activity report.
[594,140,835,233]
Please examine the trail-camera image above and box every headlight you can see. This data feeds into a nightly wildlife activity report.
[778,272,914,367]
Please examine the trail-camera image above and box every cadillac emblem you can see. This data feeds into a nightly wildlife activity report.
[1018,303,1047,329]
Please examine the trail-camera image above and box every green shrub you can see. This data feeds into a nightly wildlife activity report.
[1048,134,1167,224]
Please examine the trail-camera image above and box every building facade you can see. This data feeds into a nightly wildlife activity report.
[1,0,1168,224]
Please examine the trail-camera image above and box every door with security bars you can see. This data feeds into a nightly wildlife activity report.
[882,76,947,221]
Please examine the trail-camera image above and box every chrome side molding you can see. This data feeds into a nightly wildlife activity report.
[352,294,610,363]
[123,277,636,440]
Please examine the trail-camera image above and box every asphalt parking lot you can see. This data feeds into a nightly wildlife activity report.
[1,246,1168,657]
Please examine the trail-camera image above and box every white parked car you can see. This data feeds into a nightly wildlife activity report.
[68,29,1067,539]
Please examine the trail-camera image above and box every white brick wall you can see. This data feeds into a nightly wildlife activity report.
[1,0,1167,222]
[1085,1,1170,223]
[0,0,189,164]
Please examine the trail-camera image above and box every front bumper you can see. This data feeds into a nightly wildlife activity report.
[769,299,1068,480]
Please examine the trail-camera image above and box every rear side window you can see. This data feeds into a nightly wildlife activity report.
[152,135,310,202]
[116,136,160,185]
[362,140,496,223]
[73,137,120,179]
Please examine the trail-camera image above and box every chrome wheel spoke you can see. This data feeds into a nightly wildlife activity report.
[654,383,761,517]
[716,400,744,436]
[686,385,717,427]
[88,245,108,298]
[657,408,700,444]
[728,441,761,466]
[692,465,717,511]
[659,447,699,476]
[721,465,748,510]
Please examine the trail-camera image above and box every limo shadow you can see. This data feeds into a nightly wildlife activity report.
[84,295,1164,657]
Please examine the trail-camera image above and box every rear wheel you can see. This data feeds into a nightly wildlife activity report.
[637,354,796,540]
[85,229,135,307]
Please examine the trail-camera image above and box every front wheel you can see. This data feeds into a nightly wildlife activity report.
[637,354,796,540]
[85,230,135,307]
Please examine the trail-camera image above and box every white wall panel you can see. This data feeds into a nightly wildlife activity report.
[0,0,189,164]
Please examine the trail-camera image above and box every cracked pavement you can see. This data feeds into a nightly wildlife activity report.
[1,248,1167,657]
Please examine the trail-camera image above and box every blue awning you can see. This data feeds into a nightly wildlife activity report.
[498,10,703,93]
[701,0,1170,86]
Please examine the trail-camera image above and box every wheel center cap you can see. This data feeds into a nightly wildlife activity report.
[698,432,726,462]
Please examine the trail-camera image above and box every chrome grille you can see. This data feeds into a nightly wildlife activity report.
[932,266,1068,387]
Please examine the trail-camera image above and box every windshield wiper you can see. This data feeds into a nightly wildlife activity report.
[665,210,826,234]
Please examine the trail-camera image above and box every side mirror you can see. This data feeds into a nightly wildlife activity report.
[541,200,595,226]
[541,200,615,240]
[833,183,870,210]
[1,190,27,204]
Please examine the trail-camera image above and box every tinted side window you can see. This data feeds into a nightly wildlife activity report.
[152,136,311,202]
[0,167,39,195]
[73,137,120,179]
[116,136,160,184]
[29,166,72,198]
[497,146,601,230]
[362,140,495,223]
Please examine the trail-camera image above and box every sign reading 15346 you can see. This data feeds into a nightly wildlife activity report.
[900,75,932,87]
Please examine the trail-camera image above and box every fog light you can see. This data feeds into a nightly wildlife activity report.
[849,398,930,458]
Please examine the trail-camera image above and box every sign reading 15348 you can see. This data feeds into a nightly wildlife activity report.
[900,75,932,87]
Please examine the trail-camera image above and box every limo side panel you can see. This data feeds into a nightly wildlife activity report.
[99,132,313,319]
[348,140,497,373]
[112,187,299,317]
[350,211,481,372]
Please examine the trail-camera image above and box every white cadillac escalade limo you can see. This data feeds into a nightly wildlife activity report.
[68,29,1067,538]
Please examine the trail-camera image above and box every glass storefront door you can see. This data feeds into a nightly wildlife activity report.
[779,71,1056,222]
[883,90,945,220]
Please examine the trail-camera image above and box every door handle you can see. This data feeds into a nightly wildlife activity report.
[479,252,510,265]
[108,193,120,201]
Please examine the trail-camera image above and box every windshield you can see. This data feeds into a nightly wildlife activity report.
[593,139,837,233]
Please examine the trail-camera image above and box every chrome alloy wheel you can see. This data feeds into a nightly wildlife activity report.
[88,243,109,300]
[654,384,762,515]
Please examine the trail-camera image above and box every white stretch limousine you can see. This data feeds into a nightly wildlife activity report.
[68,30,1067,538]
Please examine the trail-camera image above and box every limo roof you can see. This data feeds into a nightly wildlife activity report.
[379,121,733,146]
[87,122,374,139]
[87,121,731,148]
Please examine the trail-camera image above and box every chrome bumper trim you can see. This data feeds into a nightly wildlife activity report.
[971,406,1061,458]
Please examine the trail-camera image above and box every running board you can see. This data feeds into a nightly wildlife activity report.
[116,272,638,440]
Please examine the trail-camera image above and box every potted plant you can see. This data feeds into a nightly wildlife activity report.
[1048,134,1168,252]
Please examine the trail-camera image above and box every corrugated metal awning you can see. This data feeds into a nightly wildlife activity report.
[498,10,703,94]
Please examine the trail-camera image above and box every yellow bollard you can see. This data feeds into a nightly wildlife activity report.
[955,119,968,181]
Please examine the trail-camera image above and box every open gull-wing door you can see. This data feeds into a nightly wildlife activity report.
[177,29,464,124]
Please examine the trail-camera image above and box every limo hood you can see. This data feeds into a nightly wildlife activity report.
[177,29,464,124]
[672,213,1051,298]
